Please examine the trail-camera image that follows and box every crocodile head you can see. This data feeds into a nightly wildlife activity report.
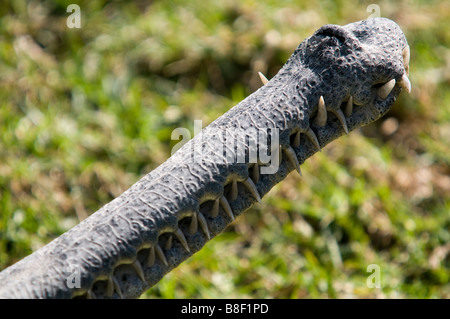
[268,17,410,144]
[311,18,410,121]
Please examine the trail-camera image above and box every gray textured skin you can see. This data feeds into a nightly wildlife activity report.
[0,18,410,298]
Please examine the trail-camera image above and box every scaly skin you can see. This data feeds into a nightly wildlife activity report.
[0,18,410,298]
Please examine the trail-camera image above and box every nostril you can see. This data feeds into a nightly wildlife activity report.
[314,24,358,46]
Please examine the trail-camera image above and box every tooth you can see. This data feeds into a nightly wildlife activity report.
[220,196,234,221]
[258,72,269,85]
[87,289,96,299]
[345,96,353,117]
[279,145,282,164]
[403,45,410,76]
[165,235,173,250]
[147,246,155,267]
[189,213,198,235]
[305,128,321,151]
[197,212,211,239]
[155,244,168,267]
[230,177,238,201]
[106,275,115,297]
[252,163,260,183]
[175,228,190,253]
[283,146,302,176]
[112,276,123,299]
[399,74,411,93]
[377,79,396,99]
[292,131,301,148]
[211,198,219,218]
[402,45,410,67]
[330,109,349,134]
[242,177,262,203]
[132,260,145,282]
[313,96,327,127]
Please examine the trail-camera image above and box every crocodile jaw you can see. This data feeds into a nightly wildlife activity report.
[0,18,410,299]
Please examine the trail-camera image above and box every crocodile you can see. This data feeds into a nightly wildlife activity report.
[0,17,411,298]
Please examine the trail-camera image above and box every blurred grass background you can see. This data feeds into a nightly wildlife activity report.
[0,0,449,298]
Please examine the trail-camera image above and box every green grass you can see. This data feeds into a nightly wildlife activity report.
[0,0,449,298]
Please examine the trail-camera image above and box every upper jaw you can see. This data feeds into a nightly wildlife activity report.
[310,30,411,135]
[260,18,411,142]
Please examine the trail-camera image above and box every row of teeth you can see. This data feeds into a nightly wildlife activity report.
[259,45,411,128]
[77,100,327,298]
[78,176,265,298]
[78,46,411,298]
[77,126,317,298]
